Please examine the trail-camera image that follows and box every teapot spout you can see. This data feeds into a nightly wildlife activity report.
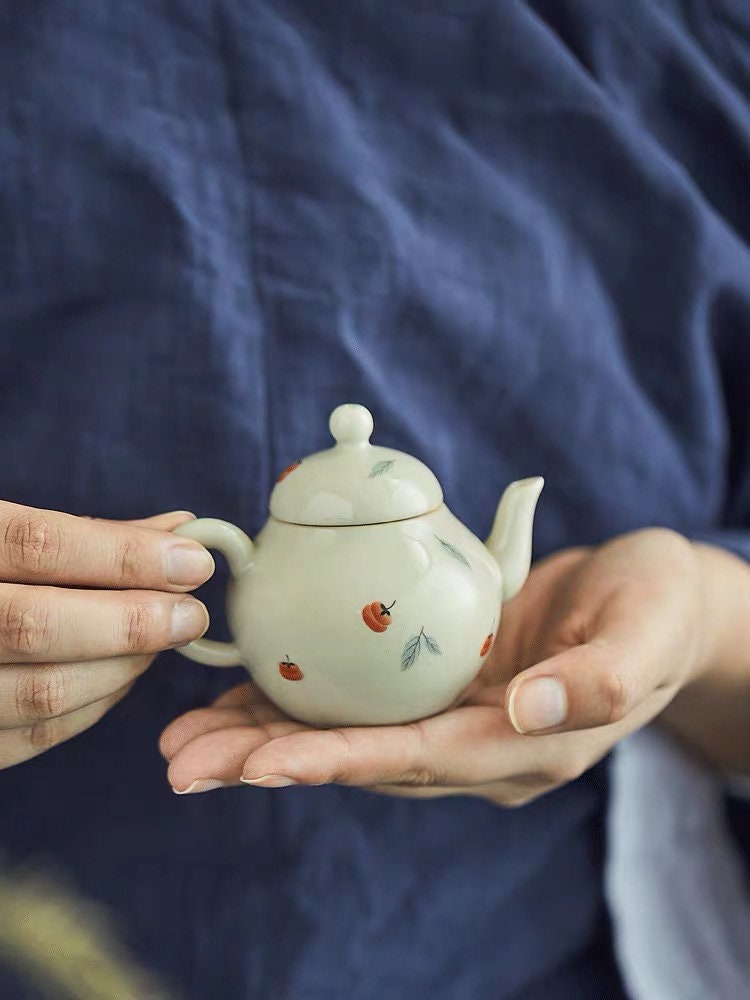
[486,477,544,602]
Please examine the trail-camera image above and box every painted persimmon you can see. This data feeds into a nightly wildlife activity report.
[362,600,395,632]
[480,634,493,657]
[279,655,304,681]
[276,461,301,483]
[362,605,387,632]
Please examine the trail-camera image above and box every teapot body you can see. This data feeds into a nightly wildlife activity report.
[229,505,501,726]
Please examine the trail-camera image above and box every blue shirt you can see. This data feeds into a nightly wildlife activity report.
[0,2,748,997]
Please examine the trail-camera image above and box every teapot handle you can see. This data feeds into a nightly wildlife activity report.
[171,518,254,667]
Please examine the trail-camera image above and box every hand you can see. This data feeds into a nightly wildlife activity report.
[0,504,214,769]
[161,528,717,805]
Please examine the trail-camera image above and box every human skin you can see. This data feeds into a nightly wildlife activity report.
[0,503,214,769]
[161,528,750,800]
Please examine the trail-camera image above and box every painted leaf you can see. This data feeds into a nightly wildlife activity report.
[423,634,442,656]
[435,535,471,569]
[401,633,422,671]
[369,459,395,478]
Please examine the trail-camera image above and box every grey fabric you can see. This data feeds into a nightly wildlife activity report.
[607,728,750,999]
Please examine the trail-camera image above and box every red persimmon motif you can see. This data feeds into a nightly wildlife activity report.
[362,600,396,632]
[276,461,301,483]
[279,655,304,681]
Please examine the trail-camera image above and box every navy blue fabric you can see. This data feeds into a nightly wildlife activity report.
[0,1,749,997]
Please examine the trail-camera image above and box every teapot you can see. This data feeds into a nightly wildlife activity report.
[173,404,544,727]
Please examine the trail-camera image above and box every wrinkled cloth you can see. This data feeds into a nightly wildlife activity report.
[0,1,749,998]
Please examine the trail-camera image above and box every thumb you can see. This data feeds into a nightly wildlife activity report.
[505,617,675,735]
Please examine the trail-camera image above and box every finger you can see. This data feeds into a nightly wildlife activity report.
[365,784,472,799]
[0,501,213,592]
[159,706,255,761]
[167,720,304,792]
[503,533,703,734]
[238,706,527,789]
[248,702,288,726]
[0,584,208,663]
[159,682,279,760]
[124,511,197,531]
[505,608,677,735]
[212,682,273,710]
[88,511,197,531]
[0,686,131,769]
[0,655,153,728]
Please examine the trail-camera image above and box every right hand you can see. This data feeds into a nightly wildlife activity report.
[0,503,214,769]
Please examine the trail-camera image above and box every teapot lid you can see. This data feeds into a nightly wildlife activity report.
[270,404,443,526]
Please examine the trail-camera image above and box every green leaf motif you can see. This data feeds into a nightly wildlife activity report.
[401,629,442,670]
[369,459,395,478]
[423,634,442,656]
[434,535,471,569]
[401,634,422,671]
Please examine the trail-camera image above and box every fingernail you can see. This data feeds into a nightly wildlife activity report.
[166,543,215,587]
[173,778,226,795]
[171,598,210,644]
[241,774,297,788]
[508,677,567,733]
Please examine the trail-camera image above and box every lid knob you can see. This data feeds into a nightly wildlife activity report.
[329,404,374,447]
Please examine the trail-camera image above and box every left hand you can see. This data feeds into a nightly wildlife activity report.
[161,528,717,805]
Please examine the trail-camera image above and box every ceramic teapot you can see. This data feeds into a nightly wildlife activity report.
[173,404,544,727]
